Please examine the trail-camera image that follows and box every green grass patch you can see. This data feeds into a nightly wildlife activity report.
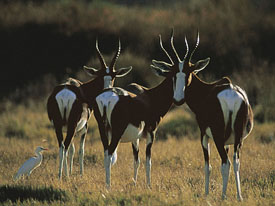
[158,116,199,140]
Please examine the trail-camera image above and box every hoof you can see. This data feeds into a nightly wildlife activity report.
[237,195,243,202]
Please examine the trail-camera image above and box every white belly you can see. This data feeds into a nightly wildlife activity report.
[206,127,213,139]
[120,122,145,143]
[225,135,235,145]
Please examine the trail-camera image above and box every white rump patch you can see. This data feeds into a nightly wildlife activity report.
[217,84,247,145]
[120,122,145,143]
[55,89,76,122]
[96,91,119,127]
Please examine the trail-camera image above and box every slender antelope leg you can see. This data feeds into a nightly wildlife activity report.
[59,144,65,180]
[79,126,87,176]
[132,139,140,185]
[105,138,120,189]
[146,131,155,188]
[68,142,75,175]
[201,133,212,196]
[233,148,243,201]
[104,150,112,189]
[54,123,64,180]
[63,148,69,177]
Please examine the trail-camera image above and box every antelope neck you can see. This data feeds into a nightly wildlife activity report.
[185,74,212,114]
[147,77,174,118]
[80,78,105,104]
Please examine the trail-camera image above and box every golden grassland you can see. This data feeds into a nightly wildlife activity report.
[0,1,274,205]
[0,103,274,205]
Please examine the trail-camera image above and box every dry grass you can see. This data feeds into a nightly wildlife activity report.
[0,106,274,205]
[0,1,274,205]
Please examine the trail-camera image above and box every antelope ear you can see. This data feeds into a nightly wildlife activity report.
[115,66,132,77]
[150,60,171,77]
[193,58,210,74]
[83,66,99,77]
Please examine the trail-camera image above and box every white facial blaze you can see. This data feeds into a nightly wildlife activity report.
[173,62,186,102]
[104,76,112,88]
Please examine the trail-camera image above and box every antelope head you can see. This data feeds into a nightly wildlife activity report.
[151,29,210,105]
[84,39,132,88]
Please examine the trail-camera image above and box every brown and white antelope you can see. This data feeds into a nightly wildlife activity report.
[154,31,253,200]
[92,30,210,188]
[46,39,132,180]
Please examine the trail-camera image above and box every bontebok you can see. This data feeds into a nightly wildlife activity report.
[156,31,253,201]
[47,39,132,180]
[92,30,210,188]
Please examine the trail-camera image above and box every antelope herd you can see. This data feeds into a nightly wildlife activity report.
[45,29,253,201]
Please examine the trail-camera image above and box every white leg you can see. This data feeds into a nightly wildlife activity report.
[202,136,211,196]
[221,159,231,200]
[59,144,65,180]
[104,150,112,189]
[146,132,154,188]
[205,162,212,195]
[233,152,243,201]
[64,149,69,177]
[79,134,86,176]
[134,158,140,184]
[132,139,140,184]
[111,148,117,166]
[146,156,152,187]
[68,143,75,175]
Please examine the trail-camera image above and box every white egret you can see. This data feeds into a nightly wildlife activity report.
[14,146,48,180]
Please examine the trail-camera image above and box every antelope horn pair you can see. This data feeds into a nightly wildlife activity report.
[96,39,121,71]
[159,29,199,65]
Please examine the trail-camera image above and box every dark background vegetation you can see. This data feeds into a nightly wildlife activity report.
[0,0,274,121]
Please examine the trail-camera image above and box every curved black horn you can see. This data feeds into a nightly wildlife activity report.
[96,38,107,69]
[170,28,181,63]
[110,38,121,71]
[189,30,199,63]
[159,34,174,65]
[184,36,189,60]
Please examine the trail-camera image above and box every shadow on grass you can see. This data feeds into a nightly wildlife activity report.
[0,185,69,203]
